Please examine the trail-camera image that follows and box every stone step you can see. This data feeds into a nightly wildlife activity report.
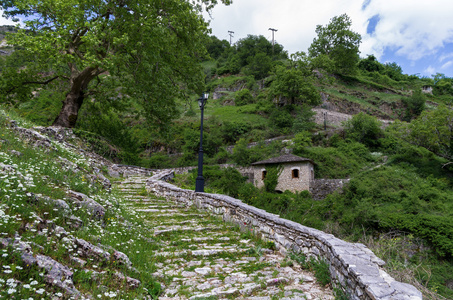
[153,225,223,236]
[148,213,208,218]
[153,247,245,258]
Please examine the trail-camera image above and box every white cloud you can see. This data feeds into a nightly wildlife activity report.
[361,0,453,60]
[205,0,366,54]
[439,53,453,62]
[441,60,453,71]
[424,66,436,75]
[0,10,17,26]
[205,0,453,76]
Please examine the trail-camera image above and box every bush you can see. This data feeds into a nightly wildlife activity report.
[16,89,63,126]
[147,153,172,169]
[245,52,274,80]
[181,126,222,159]
[208,147,231,164]
[232,138,251,166]
[269,109,293,132]
[221,121,251,144]
[402,90,425,121]
[344,112,383,148]
[291,131,312,154]
[296,141,374,178]
[76,102,140,163]
[263,165,283,192]
[207,167,247,198]
[292,105,317,133]
[235,89,254,106]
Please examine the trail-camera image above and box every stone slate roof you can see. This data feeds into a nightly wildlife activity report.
[251,154,315,166]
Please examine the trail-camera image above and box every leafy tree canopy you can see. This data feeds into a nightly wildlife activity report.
[206,35,230,60]
[392,105,453,163]
[270,65,320,106]
[309,14,361,75]
[235,34,286,66]
[432,73,453,96]
[216,34,287,77]
[0,0,231,128]
[358,55,383,73]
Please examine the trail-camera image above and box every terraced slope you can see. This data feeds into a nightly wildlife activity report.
[114,176,334,300]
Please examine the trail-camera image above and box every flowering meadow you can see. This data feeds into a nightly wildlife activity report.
[0,109,162,299]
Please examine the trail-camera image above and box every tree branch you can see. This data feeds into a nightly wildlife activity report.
[6,76,60,93]
[442,162,453,168]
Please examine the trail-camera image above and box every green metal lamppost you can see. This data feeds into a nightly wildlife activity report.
[195,92,209,192]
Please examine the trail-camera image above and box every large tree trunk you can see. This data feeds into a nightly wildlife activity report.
[52,91,85,127]
[52,66,100,128]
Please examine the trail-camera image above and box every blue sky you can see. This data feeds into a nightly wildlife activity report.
[2,0,453,77]
[201,0,453,78]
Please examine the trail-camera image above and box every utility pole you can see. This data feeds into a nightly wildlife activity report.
[228,31,234,46]
[268,28,277,53]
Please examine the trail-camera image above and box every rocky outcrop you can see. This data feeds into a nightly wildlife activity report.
[68,190,106,220]
[73,238,111,262]
[28,193,71,214]
[1,236,81,297]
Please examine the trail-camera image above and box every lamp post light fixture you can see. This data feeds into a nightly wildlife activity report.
[195,92,209,192]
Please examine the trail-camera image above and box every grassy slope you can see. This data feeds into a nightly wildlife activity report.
[0,109,163,299]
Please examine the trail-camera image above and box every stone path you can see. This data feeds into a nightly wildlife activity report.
[115,176,334,300]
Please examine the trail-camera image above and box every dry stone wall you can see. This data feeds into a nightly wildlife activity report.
[310,179,351,200]
[146,171,422,300]
[108,164,154,178]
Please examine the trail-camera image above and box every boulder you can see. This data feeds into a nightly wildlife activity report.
[74,238,111,262]
[68,190,106,220]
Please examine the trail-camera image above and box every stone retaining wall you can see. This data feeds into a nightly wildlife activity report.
[310,179,351,200]
[156,165,255,182]
[108,164,154,178]
[146,171,422,300]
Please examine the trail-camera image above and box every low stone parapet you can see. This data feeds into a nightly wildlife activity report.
[146,171,422,300]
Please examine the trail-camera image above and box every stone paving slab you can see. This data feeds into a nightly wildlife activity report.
[114,177,334,300]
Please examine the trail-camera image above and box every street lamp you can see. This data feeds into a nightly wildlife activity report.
[195,92,209,192]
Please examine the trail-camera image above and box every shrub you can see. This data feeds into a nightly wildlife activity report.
[292,105,317,133]
[263,165,283,192]
[245,52,274,79]
[235,89,254,106]
[221,121,251,144]
[291,131,312,154]
[344,112,383,148]
[269,109,293,132]
[296,141,374,179]
[147,153,172,169]
[232,138,251,166]
[207,167,247,198]
[402,90,425,121]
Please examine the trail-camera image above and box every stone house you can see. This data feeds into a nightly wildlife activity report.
[251,154,315,193]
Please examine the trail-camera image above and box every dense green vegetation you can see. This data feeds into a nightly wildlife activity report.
[1,6,453,299]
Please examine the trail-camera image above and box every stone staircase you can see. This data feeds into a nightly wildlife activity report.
[114,176,334,300]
